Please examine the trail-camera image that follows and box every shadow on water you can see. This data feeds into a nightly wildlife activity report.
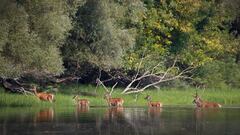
[0,106,240,135]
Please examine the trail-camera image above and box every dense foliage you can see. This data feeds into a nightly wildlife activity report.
[0,0,239,89]
[0,0,84,77]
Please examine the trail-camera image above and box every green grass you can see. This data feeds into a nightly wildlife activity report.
[1,85,240,107]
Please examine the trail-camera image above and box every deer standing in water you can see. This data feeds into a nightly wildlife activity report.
[192,93,222,108]
[30,86,55,103]
[145,95,162,107]
[104,93,124,107]
[73,95,90,107]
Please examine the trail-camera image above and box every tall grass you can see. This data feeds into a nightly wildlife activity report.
[1,85,240,107]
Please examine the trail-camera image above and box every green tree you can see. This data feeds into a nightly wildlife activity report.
[124,0,238,68]
[62,0,145,70]
[0,0,81,77]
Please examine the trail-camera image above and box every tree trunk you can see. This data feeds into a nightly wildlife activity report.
[236,52,240,64]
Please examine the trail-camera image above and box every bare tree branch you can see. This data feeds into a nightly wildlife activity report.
[110,82,118,95]
[121,57,194,94]
[94,57,194,95]
[96,78,119,96]
[95,69,102,93]
[96,78,109,93]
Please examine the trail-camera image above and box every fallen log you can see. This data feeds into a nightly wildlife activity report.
[1,78,33,95]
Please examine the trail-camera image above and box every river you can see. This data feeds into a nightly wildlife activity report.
[0,106,239,135]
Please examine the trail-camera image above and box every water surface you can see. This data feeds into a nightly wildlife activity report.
[0,106,239,135]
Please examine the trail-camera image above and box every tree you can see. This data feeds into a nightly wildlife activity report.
[62,0,145,70]
[0,0,82,78]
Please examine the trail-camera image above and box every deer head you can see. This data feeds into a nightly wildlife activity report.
[192,92,203,106]
[144,95,152,101]
[103,92,111,100]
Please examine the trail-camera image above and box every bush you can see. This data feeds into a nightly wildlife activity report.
[194,60,240,89]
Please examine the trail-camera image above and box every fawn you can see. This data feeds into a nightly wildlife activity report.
[145,95,162,107]
[73,95,90,107]
[30,86,55,103]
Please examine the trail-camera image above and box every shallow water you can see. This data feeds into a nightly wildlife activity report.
[0,106,240,135]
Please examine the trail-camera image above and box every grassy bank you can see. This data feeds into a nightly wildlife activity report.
[1,85,240,107]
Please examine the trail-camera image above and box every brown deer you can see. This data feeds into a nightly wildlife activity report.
[192,93,222,108]
[30,86,55,103]
[73,95,90,107]
[145,95,162,107]
[104,93,124,107]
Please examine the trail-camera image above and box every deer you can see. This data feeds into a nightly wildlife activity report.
[73,95,90,107]
[192,92,222,108]
[30,86,55,103]
[144,95,162,107]
[104,92,124,107]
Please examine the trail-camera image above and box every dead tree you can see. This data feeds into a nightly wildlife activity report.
[52,76,80,83]
[121,58,194,94]
[96,57,194,95]
[2,78,34,95]
[96,78,118,95]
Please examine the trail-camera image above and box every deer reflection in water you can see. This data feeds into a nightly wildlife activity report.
[74,97,90,128]
[73,95,90,117]
[34,108,54,123]
[194,107,221,121]
[74,100,89,119]
[194,107,222,135]
[104,107,124,121]
[75,104,90,115]
[148,107,162,118]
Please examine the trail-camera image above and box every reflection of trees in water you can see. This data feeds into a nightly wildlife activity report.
[124,108,164,135]
[74,105,90,128]
[98,107,138,135]
[1,107,240,135]
[194,108,223,135]
[101,107,212,135]
[30,107,238,135]
[95,107,164,135]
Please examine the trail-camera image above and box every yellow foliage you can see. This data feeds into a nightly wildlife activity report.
[175,0,202,14]
[202,37,223,51]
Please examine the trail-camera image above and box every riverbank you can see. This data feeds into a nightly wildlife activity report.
[1,85,240,107]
